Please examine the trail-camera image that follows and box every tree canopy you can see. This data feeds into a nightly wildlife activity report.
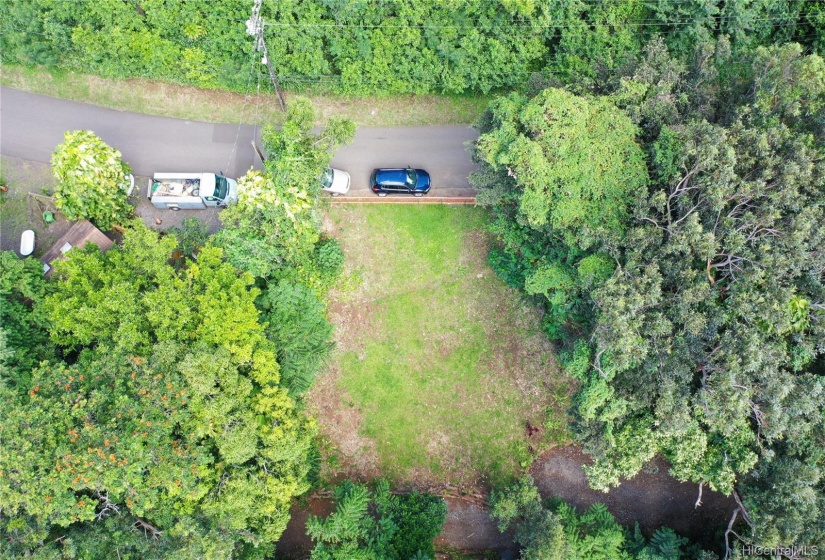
[0,251,53,389]
[306,480,447,560]
[490,476,711,560]
[473,87,648,338]
[1,223,316,558]
[51,130,133,230]
[473,41,825,546]
[212,98,352,397]
[215,98,353,289]
[2,1,820,95]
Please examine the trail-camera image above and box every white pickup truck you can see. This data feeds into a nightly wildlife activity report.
[147,172,238,210]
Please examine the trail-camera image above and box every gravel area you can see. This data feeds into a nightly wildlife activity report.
[0,156,225,257]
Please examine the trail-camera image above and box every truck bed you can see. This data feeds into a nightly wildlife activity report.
[151,178,201,197]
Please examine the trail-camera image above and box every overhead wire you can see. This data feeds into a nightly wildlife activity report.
[263,13,820,30]
[2,2,823,35]
[0,5,821,95]
[225,62,252,175]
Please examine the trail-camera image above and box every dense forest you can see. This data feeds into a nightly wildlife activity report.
[2,0,825,558]
[1,0,823,94]
[0,102,355,558]
[471,29,825,554]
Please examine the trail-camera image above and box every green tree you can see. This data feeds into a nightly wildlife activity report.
[740,442,825,547]
[1,222,316,557]
[544,0,647,93]
[0,252,53,389]
[577,116,825,496]
[169,216,211,262]
[490,476,703,559]
[306,480,446,560]
[214,98,353,288]
[748,43,825,139]
[51,130,133,230]
[481,39,825,546]
[257,280,333,396]
[472,88,648,339]
[2,1,820,96]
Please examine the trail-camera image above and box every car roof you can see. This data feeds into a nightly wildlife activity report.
[374,168,413,186]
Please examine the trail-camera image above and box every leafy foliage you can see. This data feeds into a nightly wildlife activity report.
[490,476,705,559]
[2,1,820,95]
[0,251,53,389]
[306,480,446,560]
[472,88,647,339]
[1,223,316,557]
[169,216,211,261]
[51,130,133,230]
[213,99,349,400]
[477,40,825,546]
[256,280,333,396]
[214,98,352,291]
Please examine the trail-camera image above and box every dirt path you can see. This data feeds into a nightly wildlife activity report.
[530,446,734,546]
[276,445,734,558]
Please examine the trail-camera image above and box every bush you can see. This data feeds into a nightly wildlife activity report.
[307,480,446,560]
[51,130,132,230]
[256,280,333,396]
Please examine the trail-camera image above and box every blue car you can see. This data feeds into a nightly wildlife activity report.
[370,167,431,197]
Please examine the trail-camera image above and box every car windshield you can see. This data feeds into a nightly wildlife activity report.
[320,167,334,188]
[214,176,229,198]
[405,168,416,187]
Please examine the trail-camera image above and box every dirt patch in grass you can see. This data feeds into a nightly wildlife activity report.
[309,362,382,483]
[308,205,571,490]
[0,156,71,255]
[2,65,489,127]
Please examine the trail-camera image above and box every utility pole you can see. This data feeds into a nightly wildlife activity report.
[246,0,286,111]
[251,140,267,163]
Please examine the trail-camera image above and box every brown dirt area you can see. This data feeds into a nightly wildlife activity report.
[276,445,735,558]
[531,446,735,546]
[0,156,223,260]
[308,361,382,482]
[307,211,385,482]
[1,157,71,255]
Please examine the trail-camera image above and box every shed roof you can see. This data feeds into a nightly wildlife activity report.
[40,220,114,277]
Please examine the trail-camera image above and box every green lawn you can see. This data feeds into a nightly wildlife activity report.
[312,205,571,488]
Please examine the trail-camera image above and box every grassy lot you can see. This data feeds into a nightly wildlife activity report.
[311,205,572,489]
[1,65,490,127]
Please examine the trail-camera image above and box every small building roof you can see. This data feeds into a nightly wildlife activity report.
[40,220,114,277]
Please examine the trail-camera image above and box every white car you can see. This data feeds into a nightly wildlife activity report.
[321,167,351,196]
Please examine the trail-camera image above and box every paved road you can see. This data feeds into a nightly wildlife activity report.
[0,87,479,195]
[1,87,258,180]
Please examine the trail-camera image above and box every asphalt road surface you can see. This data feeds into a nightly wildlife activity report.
[1,87,479,195]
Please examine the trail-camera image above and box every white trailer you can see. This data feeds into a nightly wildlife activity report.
[148,172,238,210]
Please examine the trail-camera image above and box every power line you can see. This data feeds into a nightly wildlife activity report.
[225,8,264,177]
[246,0,285,111]
[261,13,822,30]
[2,4,822,37]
